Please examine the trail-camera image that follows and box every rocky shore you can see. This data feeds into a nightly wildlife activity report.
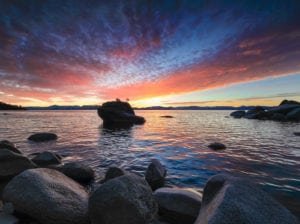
[0,138,299,224]
[230,100,300,122]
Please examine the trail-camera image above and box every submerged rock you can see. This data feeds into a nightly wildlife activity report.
[31,151,61,167]
[98,101,145,127]
[208,142,226,150]
[195,174,298,224]
[294,132,300,136]
[0,149,36,180]
[101,166,125,183]
[145,159,167,191]
[56,162,95,184]
[3,168,89,224]
[160,115,174,118]
[28,133,58,142]
[89,173,158,224]
[230,110,245,118]
[154,187,202,224]
[0,141,22,154]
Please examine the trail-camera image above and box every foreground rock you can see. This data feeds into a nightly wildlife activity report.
[0,149,36,180]
[0,213,19,224]
[101,166,125,183]
[154,187,202,224]
[145,159,167,191]
[3,168,89,224]
[28,133,58,142]
[56,162,95,183]
[230,100,300,122]
[208,142,226,150]
[31,151,61,166]
[195,174,298,224]
[0,141,21,154]
[89,173,158,224]
[97,100,145,127]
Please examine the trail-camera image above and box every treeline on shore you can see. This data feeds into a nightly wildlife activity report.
[0,102,26,110]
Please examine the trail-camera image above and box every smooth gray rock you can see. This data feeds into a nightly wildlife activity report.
[89,173,158,224]
[55,162,95,183]
[101,166,125,183]
[195,174,299,224]
[28,133,58,142]
[3,168,89,224]
[31,151,61,166]
[154,187,202,224]
[208,142,226,150]
[230,110,245,118]
[0,149,36,180]
[145,159,167,190]
[286,108,300,121]
[0,141,22,154]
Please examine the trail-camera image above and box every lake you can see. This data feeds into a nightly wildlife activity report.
[1,110,300,217]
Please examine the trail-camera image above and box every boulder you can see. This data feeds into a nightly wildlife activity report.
[0,213,19,224]
[145,159,167,191]
[208,142,226,150]
[195,174,299,224]
[89,173,158,224]
[286,108,300,121]
[230,110,245,118]
[2,168,89,224]
[28,133,58,142]
[267,104,300,116]
[97,101,145,127]
[101,166,125,183]
[246,106,265,115]
[55,162,95,183]
[0,149,36,180]
[154,187,202,224]
[31,151,61,167]
[0,141,22,154]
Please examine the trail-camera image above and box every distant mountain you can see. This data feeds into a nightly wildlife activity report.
[0,102,26,110]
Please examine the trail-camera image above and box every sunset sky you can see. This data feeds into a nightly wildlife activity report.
[0,0,300,107]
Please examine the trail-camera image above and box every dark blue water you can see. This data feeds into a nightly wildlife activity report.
[1,110,300,216]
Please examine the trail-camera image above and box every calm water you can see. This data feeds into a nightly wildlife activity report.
[1,110,300,216]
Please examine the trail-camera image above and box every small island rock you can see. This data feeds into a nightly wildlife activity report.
[230,110,245,118]
[31,151,61,167]
[208,142,226,150]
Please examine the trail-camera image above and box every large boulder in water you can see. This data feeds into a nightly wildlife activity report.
[154,187,202,224]
[28,132,58,142]
[279,99,300,106]
[195,174,298,224]
[2,168,89,224]
[0,149,36,180]
[101,166,125,183]
[89,173,158,224]
[97,100,145,127]
[145,159,167,191]
[0,140,22,154]
[31,151,61,167]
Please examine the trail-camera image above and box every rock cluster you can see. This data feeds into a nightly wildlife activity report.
[97,100,145,127]
[230,100,300,122]
[0,140,298,224]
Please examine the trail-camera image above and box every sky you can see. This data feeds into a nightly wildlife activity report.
[0,0,300,107]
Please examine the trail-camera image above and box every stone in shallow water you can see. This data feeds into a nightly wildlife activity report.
[154,187,202,224]
[2,168,89,224]
[31,151,61,167]
[145,159,167,191]
[195,174,299,224]
[101,166,125,183]
[27,133,58,142]
[0,149,36,180]
[208,142,226,150]
[89,173,158,224]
